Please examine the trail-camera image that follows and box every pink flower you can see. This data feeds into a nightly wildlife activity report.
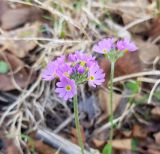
[41,61,57,81]
[56,63,72,78]
[116,38,137,52]
[55,55,65,64]
[55,77,76,100]
[88,64,105,87]
[41,52,106,100]
[41,56,68,80]
[93,38,114,54]
[68,51,96,67]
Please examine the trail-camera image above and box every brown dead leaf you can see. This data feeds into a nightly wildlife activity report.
[149,17,160,39]
[154,132,160,145]
[1,7,42,30]
[120,130,132,138]
[28,140,60,154]
[115,51,142,76]
[0,132,20,154]
[5,140,20,154]
[136,39,160,65]
[112,139,132,151]
[147,149,160,154]
[99,51,142,84]
[132,124,148,139]
[3,23,40,58]
[92,139,106,149]
[71,127,86,145]
[146,144,160,154]
[109,1,152,33]
[0,52,35,91]
[0,0,9,19]
[151,107,160,117]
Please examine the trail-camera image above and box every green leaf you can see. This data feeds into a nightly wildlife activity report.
[0,60,9,74]
[131,138,138,151]
[102,143,112,154]
[125,80,140,94]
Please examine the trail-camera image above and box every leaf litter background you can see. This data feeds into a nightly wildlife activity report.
[0,0,160,154]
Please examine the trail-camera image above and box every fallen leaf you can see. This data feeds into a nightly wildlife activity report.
[112,139,132,151]
[108,1,152,33]
[119,130,132,138]
[5,140,20,154]
[0,52,35,91]
[0,132,20,154]
[154,132,160,145]
[136,39,160,65]
[1,7,42,30]
[3,23,40,58]
[0,0,9,19]
[147,149,160,154]
[99,51,142,83]
[92,139,106,149]
[151,107,160,117]
[115,51,142,77]
[71,127,86,145]
[132,124,148,139]
[149,17,160,39]
[28,139,60,154]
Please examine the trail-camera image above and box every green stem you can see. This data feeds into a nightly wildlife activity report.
[109,61,115,153]
[73,94,84,154]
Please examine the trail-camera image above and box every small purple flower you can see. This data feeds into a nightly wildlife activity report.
[116,38,137,52]
[68,51,96,67]
[93,38,114,54]
[55,55,65,64]
[77,66,85,74]
[41,61,57,81]
[56,63,72,78]
[88,64,105,87]
[55,77,76,100]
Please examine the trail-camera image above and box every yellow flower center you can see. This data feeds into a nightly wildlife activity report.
[90,76,95,81]
[103,49,107,53]
[64,72,69,77]
[80,61,86,66]
[66,85,71,91]
[124,49,128,53]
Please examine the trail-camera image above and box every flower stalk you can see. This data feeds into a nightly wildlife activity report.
[93,38,137,154]
[73,94,84,154]
[108,61,115,153]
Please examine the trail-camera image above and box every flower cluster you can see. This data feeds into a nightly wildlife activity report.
[93,38,137,54]
[41,51,105,100]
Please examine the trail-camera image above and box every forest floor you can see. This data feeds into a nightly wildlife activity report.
[0,0,160,154]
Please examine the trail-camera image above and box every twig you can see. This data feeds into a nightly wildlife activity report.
[113,70,160,83]
[0,37,90,43]
[123,15,152,30]
[93,106,134,135]
[148,79,160,104]
[54,115,74,134]
[37,129,99,154]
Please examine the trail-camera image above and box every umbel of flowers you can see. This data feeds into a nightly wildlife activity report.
[42,51,105,100]
[41,37,137,154]
[41,51,105,154]
[93,37,137,154]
